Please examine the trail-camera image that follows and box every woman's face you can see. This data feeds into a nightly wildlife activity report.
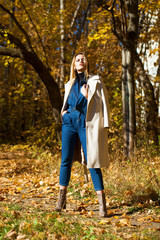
[74,54,86,73]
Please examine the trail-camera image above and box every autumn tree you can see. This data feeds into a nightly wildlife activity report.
[0,0,159,150]
[0,0,93,141]
[95,0,138,156]
[0,2,63,119]
[0,0,91,114]
[94,0,160,154]
[59,0,91,88]
[135,1,160,145]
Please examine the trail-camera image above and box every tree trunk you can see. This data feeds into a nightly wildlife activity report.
[122,46,136,156]
[60,0,65,89]
[135,52,159,145]
[17,51,62,115]
[2,65,10,139]
[121,0,138,156]
[95,0,138,156]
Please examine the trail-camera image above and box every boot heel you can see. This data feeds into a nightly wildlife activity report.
[63,201,66,209]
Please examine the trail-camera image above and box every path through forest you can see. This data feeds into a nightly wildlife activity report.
[0,147,160,239]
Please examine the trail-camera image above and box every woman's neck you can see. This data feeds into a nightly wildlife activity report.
[77,72,84,80]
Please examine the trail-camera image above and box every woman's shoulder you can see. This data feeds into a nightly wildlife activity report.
[65,78,76,86]
[88,74,101,82]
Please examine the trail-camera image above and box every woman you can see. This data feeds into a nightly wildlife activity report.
[55,52,110,217]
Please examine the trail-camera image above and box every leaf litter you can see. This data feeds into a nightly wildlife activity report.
[0,145,160,239]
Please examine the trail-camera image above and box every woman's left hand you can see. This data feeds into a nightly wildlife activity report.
[81,84,89,99]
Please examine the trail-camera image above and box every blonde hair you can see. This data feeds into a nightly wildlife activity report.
[69,52,89,85]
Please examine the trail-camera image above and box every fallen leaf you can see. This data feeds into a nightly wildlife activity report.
[98,219,111,225]
[80,189,86,197]
[119,218,131,226]
[17,234,28,240]
[16,187,23,192]
[0,220,4,228]
[152,219,160,223]
[6,229,17,239]
[0,195,5,201]
[137,216,153,222]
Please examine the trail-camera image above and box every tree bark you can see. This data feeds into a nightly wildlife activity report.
[60,0,65,89]
[95,0,138,156]
[122,46,136,156]
[122,0,137,156]
[27,51,63,114]
[122,44,136,155]
[0,46,62,115]
[135,52,159,145]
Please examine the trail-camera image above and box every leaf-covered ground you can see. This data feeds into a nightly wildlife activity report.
[0,145,160,239]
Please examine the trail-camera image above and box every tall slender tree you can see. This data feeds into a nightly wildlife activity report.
[60,0,65,89]
[95,0,138,156]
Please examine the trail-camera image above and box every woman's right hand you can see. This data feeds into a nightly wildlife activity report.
[81,84,89,99]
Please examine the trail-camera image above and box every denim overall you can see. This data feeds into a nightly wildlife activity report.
[60,73,104,191]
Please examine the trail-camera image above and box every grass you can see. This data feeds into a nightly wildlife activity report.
[102,149,160,205]
[0,144,160,239]
[0,203,160,240]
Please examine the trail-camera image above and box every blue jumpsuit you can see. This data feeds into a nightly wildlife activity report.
[60,73,104,191]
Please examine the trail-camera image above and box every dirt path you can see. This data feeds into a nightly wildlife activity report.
[0,148,160,237]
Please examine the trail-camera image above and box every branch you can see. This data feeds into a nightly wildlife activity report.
[19,0,49,67]
[0,46,24,59]
[135,50,154,90]
[95,0,126,45]
[71,0,91,55]
[95,0,111,10]
[65,0,83,44]
[0,3,33,51]
[0,24,28,52]
[70,0,82,29]
[0,24,38,63]
[109,1,125,42]
[76,0,91,42]
[138,8,145,35]
[110,9,126,45]
[119,0,127,34]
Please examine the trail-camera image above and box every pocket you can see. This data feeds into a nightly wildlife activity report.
[62,112,70,124]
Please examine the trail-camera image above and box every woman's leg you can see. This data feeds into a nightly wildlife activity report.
[78,119,107,217]
[59,123,77,187]
[89,168,104,192]
[55,122,77,212]
[77,122,104,192]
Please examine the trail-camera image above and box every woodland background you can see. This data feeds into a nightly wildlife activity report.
[0,1,160,239]
[0,0,160,155]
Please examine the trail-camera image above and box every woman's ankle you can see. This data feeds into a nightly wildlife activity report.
[96,190,104,195]
[60,185,67,190]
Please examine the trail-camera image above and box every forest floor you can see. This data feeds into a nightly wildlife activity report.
[0,145,160,239]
